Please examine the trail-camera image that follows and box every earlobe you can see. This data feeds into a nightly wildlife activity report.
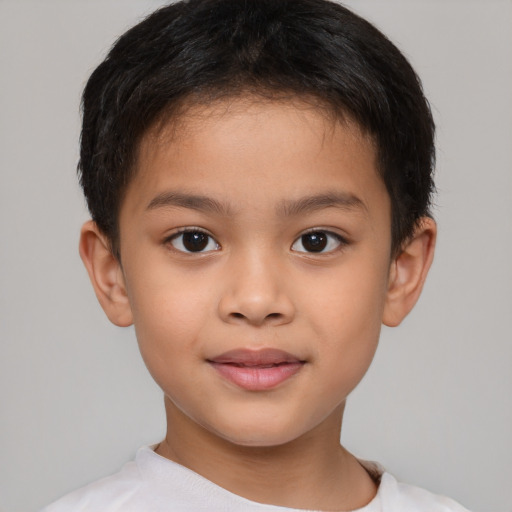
[79,220,133,327]
[383,217,437,327]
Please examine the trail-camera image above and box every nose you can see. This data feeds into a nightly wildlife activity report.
[217,250,295,327]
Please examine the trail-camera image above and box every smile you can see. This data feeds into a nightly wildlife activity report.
[207,349,306,391]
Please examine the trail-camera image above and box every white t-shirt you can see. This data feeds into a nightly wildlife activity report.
[41,446,470,511]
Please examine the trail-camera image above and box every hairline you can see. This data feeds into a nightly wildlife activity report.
[108,89,381,259]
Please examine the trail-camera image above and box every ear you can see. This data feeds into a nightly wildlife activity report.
[79,220,133,327]
[383,217,437,327]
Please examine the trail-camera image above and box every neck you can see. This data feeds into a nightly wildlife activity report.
[155,397,377,510]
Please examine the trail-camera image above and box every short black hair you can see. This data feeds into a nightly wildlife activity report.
[79,0,435,258]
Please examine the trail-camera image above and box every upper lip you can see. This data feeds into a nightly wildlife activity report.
[207,348,305,366]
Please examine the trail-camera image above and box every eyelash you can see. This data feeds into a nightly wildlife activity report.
[291,229,348,254]
[165,228,220,254]
[164,228,349,254]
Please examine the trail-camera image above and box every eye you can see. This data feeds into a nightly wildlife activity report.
[168,230,220,253]
[291,230,345,253]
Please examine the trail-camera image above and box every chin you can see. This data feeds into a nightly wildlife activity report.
[222,433,300,449]
[211,417,308,448]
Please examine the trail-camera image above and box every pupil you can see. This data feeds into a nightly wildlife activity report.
[183,232,208,252]
[302,232,327,252]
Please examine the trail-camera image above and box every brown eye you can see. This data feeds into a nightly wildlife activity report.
[301,232,327,252]
[291,230,345,253]
[183,232,209,251]
[170,230,219,253]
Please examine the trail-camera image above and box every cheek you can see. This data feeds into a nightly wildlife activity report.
[306,259,388,332]
[302,258,389,380]
[125,264,214,368]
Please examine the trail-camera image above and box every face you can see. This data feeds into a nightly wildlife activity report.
[117,98,393,447]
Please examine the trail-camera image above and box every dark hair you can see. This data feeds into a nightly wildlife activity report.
[79,0,435,258]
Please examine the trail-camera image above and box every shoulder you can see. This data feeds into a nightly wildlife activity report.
[40,459,143,512]
[379,472,471,512]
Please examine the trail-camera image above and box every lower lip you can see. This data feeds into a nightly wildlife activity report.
[209,362,304,391]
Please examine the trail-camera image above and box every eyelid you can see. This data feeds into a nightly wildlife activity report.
[291,228,349,254]
[163,226,210,240]
[300,227,348,239]
[164,227,220,253]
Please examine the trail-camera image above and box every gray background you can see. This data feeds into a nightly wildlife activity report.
[1,1,511,511]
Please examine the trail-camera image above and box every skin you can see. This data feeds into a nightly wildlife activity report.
[80,97,436,511]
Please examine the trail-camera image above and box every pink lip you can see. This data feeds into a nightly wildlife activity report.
[208,349,305,391]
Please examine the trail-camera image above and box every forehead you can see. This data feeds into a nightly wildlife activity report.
[124,96,386,220]
[139,94,374,164]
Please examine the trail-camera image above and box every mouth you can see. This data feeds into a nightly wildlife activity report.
[207,348,306,391]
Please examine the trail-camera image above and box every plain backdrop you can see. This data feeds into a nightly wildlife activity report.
[1,1,511,511]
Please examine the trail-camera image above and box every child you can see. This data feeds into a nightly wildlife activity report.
[42,0,470,510]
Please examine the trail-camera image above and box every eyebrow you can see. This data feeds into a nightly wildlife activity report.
[277,192,367,217]
[146,190,367,217]
[146,191,232,215]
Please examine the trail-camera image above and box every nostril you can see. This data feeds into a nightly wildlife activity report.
[220,295,295,326]
[229,312,282,321]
